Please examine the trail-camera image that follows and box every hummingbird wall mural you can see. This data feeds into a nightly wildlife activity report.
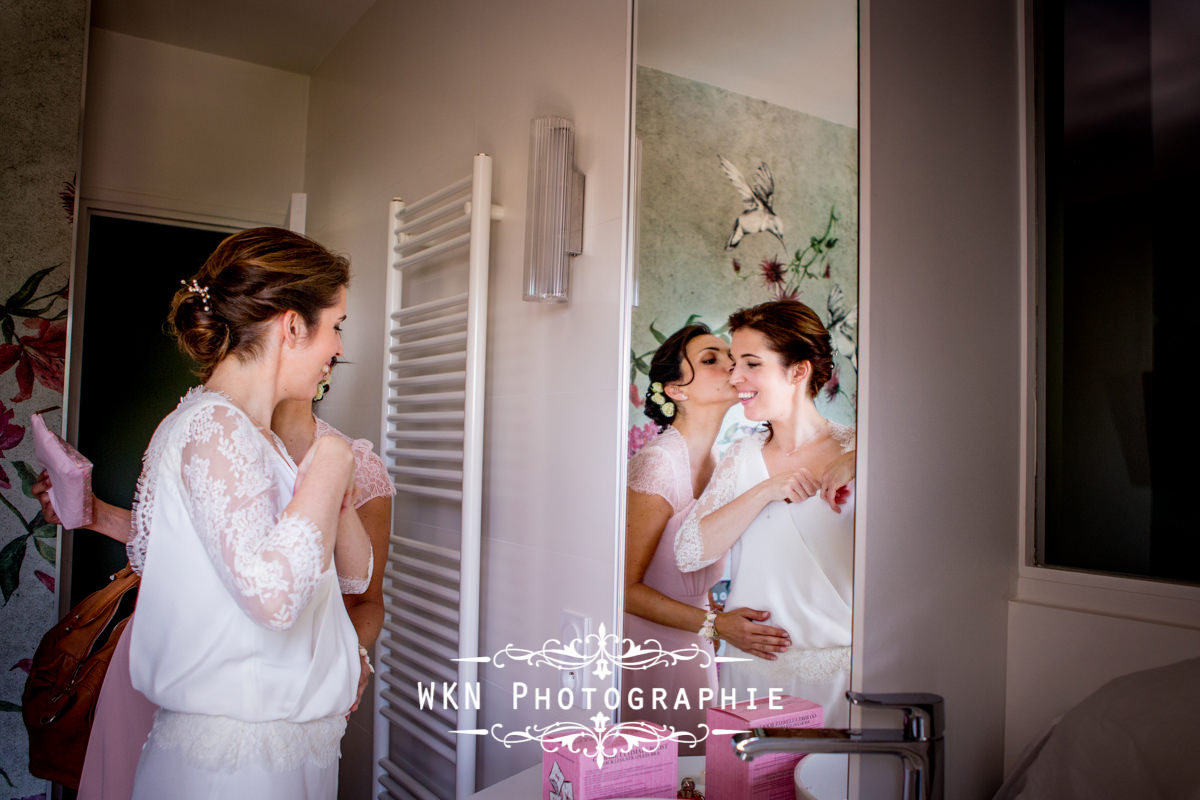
[629,66,859,455]
[718,155,785,250]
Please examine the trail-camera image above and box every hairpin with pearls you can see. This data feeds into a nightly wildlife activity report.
[181,279,211,312]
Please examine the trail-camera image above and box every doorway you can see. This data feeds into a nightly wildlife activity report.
[65,213,233,606]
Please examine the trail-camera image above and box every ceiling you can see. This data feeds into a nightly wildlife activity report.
[91,0,376,74]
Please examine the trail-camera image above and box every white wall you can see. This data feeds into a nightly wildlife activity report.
[1004,599,1200,773]
[81,28,309,224]
[302,0,629,791]
[636,0,858,126]
[857,0,1021,796]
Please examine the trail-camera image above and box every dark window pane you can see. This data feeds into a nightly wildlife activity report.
[1038,0,1200,584]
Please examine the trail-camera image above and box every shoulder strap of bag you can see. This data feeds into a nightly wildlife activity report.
[49,564,139,663]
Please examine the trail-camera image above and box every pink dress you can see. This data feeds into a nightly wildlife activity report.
[621,427,726,749]
[77,414,395,800]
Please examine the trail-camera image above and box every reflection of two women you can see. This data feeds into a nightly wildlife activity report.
[623,299,856,737]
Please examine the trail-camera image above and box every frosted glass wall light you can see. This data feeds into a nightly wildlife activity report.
[523,116,585,302]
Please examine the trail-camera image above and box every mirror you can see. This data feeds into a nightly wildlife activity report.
[622,0,860,746]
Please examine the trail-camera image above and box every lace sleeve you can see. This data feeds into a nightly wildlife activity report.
[830,422,856,453]
[675,437,750,572]
[626,443,683,513]
[180,405,329,631]
[315,418,396,508]
[351,440,395,508]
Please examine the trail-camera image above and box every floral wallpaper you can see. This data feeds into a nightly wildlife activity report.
[629,67,859,454]
[0,243,72,800]
[0,0,88,795]
[0,270,69,572]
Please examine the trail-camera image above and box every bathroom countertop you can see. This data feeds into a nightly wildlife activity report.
[469,754,706,799]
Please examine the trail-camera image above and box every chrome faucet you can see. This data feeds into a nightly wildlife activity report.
[732,692,944,800]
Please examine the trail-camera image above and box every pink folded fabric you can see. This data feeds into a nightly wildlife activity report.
[31,413,94,529]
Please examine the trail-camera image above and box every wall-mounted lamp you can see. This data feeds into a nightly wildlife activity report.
[523,116,585,303]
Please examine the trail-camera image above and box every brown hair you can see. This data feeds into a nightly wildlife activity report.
[168,227,350,378]
[727,299,833,398]
[644,323,712,430]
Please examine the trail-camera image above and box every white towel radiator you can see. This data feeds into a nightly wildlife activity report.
[375,154,499,800]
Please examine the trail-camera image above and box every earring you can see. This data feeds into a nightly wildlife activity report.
[679,394,688,400]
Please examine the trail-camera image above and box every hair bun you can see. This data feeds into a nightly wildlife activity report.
[170,287,231,366]
[165,227,350,379]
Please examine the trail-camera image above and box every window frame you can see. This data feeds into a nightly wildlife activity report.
[1016,0,1200,627]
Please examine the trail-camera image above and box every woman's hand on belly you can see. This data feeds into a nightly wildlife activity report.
[717,607,790,660]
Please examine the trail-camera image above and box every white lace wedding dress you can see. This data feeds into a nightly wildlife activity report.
[675,425,855,725]
[127,388,367,799]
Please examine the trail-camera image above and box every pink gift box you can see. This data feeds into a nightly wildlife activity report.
[705,694,823,800]
[541,723,678,800]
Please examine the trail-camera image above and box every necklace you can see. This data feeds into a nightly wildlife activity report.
[778,440,806,457]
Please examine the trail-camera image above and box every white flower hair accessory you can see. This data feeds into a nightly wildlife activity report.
[648,382,666,405]
[646,381,675,418]
[314,363,332,401]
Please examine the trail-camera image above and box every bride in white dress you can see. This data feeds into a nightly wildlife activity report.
[127,228,373,799]
[675,300,856,725]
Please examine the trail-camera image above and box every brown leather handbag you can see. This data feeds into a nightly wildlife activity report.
[22,564,139,788]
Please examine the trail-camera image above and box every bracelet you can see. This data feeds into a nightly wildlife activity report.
[698,611,717,643]
[359,644,375,674]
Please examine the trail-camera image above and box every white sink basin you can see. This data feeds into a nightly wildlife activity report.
[794,753,849,800]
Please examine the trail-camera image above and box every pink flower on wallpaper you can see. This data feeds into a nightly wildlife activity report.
[824,366,841,400]
[61,178,77,224]
[773,285,799,302]
[35,570,55,592]
[760,257,785,285]
[627,422,658,458]
[0,318,67,402]
[0,402,24,455]
[731,258,742,275]
[0,400,25,489]
[10,658,33,674]
[629,382,644,408]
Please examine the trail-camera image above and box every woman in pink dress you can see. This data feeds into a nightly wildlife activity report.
[33,372,394,799]
[621,323,791,748]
